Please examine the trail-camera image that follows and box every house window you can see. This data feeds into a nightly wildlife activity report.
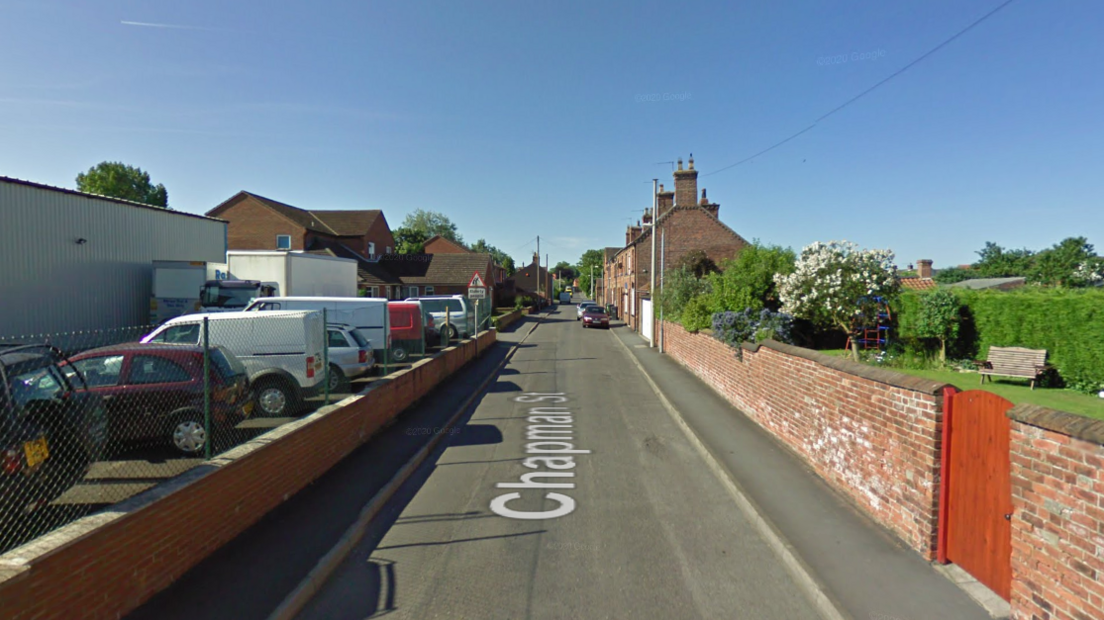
[367,286,378,297]
[407,286,419,298]
[368,242,376,257]
[385,246,392,255]
[425,286,434,295]
[276,235,291,250]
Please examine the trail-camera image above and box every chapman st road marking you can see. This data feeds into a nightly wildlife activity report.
[490,393,587,520]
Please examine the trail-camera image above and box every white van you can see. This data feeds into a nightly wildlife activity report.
[244,297,391,360]
[140,310,325,417]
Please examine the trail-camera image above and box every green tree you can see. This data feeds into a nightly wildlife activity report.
[656,266,712,326]
[553,261,577,281]
[973,242,1035,278]
[1028,237,1097,287]
[914,289,961,363]
[401,209,463,245]
[76,161,168,207]
[393,227,428,254]
[576,249,605,298]
[470,239,516,275]
[707,242,796,313]
[675,249,719,278]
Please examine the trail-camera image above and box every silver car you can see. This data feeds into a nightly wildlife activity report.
[576,301,600,321]
[405,295,474,340]
[325,324,373,391]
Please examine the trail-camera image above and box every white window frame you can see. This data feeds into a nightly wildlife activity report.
[276,234,291,250]
[368,242,376,257]
[407,286,419,297]
[425,286,435,296]
[367,286,378,297]
[385,246,392,255]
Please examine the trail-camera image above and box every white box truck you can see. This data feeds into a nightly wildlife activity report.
[226,251,358,298]
[150,260,230,325]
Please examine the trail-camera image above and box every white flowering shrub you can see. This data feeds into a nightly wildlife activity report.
[1073,259,1104,286]
[774,240,900,357]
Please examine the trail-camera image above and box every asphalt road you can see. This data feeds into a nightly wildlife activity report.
[296,300,822,620]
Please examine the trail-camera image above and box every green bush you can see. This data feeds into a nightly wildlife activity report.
[681,295,714,332]
[894,288,1104,391]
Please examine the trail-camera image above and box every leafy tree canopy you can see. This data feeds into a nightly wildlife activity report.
[393,227,428,254]
[470,238,516,275]
[76,161,168,207]
[973,241,1035,278]
[674,249,719,278]
[401,209,463,245]
[707,242,796,313]
[576,249,605,298]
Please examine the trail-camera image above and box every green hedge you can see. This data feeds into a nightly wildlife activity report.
[894,288,1104,388]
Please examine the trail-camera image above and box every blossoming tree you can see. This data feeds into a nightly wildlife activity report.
[774,240,900,360]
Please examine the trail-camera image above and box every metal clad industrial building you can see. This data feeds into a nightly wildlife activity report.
[0,177,227,340]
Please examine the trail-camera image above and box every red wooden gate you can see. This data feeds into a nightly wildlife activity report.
[937,387,1014,601]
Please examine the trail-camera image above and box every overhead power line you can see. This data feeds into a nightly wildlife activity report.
[704,0,1020,178]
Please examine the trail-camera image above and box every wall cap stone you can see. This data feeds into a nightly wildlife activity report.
[737,339,951,395]
[1007,404,1104,445]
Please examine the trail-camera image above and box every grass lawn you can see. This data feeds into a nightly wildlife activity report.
[820,350,1104,421]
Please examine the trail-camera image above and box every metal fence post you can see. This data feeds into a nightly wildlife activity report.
[203,317,211,460]
[323,308,330,405]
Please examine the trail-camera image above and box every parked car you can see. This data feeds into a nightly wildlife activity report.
[576,301,600,321]
[244,297,391,362]
[140,310,325,417]
[61,344,252,455]
[582,307,610,329]
[388,302,425,362]
[325,324,373,391]
[405,295,473,341]
[1,345,107,524]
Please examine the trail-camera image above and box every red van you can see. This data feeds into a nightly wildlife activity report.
[388,302,424,362]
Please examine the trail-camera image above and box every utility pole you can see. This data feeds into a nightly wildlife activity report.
[545,253,549,306]
[650,178,657,348]
[536,236,540,300]
[590,264,595,300]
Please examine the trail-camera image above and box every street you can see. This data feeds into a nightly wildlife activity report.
[295,300,821,620]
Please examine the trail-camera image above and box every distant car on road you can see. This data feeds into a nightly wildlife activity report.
[576,301,600,321]
[63,343,253,455]
[1,345,107,524]
[581,307,610,329]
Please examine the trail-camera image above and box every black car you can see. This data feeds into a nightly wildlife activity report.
[0,345,108,524]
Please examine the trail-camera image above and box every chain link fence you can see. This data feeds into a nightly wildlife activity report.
[0,301,492,554]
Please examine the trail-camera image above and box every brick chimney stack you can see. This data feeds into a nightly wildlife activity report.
[657,183,674,216]
[674,154,699,208]
[642,207,653,225]
[917,259,933,279]
[699,188,720,218]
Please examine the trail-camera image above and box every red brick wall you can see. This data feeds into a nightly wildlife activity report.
[1007,406,1104,620]
[221,196,307,250]
[662,321,946,558]
[363,215,396,257]
[0,331,496,620]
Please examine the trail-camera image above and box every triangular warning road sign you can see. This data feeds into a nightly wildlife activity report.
[468,272,485,287]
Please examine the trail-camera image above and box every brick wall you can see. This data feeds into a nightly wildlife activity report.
[1007,405,1104,620]
[222,196,308,250]
[0,331,496,620]
[661,321,947,558]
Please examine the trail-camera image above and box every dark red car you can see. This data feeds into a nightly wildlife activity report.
[61,344,252,455]
[582,308,610,329]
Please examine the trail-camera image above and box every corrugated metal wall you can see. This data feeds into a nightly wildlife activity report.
[0,181,226,340]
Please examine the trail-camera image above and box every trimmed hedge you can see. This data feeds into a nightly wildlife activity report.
[894,288,1104,388]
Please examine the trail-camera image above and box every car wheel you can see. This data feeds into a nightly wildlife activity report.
[447,325,458,341]
[255,379,295,417]
[392,346,409,362]
[328,364,348,392]
[170,412,209,455]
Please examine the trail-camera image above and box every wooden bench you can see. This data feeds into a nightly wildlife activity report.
[974,346,1050,390]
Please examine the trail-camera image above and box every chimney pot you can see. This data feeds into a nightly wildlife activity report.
[677,158,683,171]
[917,259,934,279]
[688,154,694,170]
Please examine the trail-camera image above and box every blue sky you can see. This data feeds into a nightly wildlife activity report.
[2,0,1101,270]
